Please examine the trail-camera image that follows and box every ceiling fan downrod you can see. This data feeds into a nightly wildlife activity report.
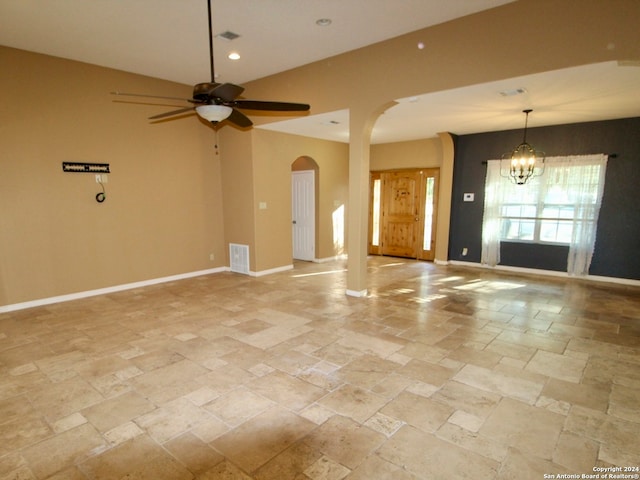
[207,0,215,82]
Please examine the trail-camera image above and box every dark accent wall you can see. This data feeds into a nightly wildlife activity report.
[449,117,640,280]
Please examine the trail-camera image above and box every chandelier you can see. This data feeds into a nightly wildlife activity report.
[501,109,545,185]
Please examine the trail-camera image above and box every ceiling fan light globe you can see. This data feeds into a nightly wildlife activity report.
[195,104,233,122]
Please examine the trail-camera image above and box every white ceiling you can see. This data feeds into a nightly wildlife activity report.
[2,0,639,144]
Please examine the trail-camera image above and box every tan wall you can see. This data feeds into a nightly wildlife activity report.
[371,138,443,171]
[218,126,256,270]
[251,130,349,271]
[0,47,226,306]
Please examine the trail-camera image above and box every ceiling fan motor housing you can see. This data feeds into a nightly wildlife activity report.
[193,82,219,101]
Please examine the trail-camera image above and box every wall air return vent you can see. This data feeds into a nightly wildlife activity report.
[229,243,250,275]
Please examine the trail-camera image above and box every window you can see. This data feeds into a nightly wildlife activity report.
[499,162,604,244]
[482,154,608,276]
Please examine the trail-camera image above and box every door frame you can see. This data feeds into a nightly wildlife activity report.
[368,168,439,261]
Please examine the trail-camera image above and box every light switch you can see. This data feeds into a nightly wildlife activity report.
[259,202,267,210]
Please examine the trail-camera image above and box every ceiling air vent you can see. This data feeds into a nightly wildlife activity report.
[499,88,527,97]
[216,31,240,41]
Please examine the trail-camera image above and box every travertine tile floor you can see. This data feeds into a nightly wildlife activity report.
[1,257,639,479]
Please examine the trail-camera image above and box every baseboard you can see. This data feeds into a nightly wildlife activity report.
[249,264,293,277]
[0,267,228,313]
[448,260,640,287]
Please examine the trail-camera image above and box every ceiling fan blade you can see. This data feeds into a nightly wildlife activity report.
[227,108,253,128]
[149,106,195,120]
[211,83,245,102]
[111,91,190,102]
[234,100,310,112]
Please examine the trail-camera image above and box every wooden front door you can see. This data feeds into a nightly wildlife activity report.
[381,171,421,258]
[369,168,439,260]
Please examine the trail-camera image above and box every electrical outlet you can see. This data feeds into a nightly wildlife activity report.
[95,174,102,183]
[462,247,468,256]
[209,253,215,261]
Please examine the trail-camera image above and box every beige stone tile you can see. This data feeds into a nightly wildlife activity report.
[266,350,320,376]
[254,441,322,480]
[436,422,508,463]
[0,453,35,480]
[204,387,275,426]
[335,331,405,358]
[541,377,610,412]
[397,358,457,387]
[211,406,316,474]
[380,391,453,433]
[608,383,640,422]
[302,415,385,470]
[446,345,502,369]
[163,432,224,475]
[485,339,536,362]
[240,324,313,349]
[250,370,327,412]
[22,423,106,479]
[495,330,567,354]
[598,444,640,469]
[79,434,192,480]
[553,431,599,472]
[130,358,209,403]
[364,412,405,437]
[29,376,104,422]
[299,403,335,425]
[497,448,572,480]
[197,460,253,479]
[525,350,587,383]
[370,373,414,398]
[396,341,449,363]
[337,354,398,389]
[82,391,155,432]
[565,405,639,458]
[52,412,87,434]
[44,466,90,480]
[346,454,421,480]
[190,416,230,443]
[304,455,351,480]
[479,397,565,460]
[197,364,257,397]
[453,364,543,405]
[378,425,499,478]
[431,380,502,419]
[135,397,213,443]
[103,421,144,445]
[448,410,484,432]
[317,384,388,424]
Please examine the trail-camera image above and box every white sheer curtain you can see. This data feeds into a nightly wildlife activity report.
[481,154,608,276]
[480,160,504,267]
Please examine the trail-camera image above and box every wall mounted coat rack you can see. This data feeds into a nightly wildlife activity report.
[62,162,110,173]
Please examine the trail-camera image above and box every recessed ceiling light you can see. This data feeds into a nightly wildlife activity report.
[316,18,332,26]
[228,52,240,60]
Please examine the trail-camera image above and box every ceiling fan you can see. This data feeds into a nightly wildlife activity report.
[112,0,310,128]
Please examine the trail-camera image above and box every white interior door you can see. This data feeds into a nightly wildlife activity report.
[292,170,315,261]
